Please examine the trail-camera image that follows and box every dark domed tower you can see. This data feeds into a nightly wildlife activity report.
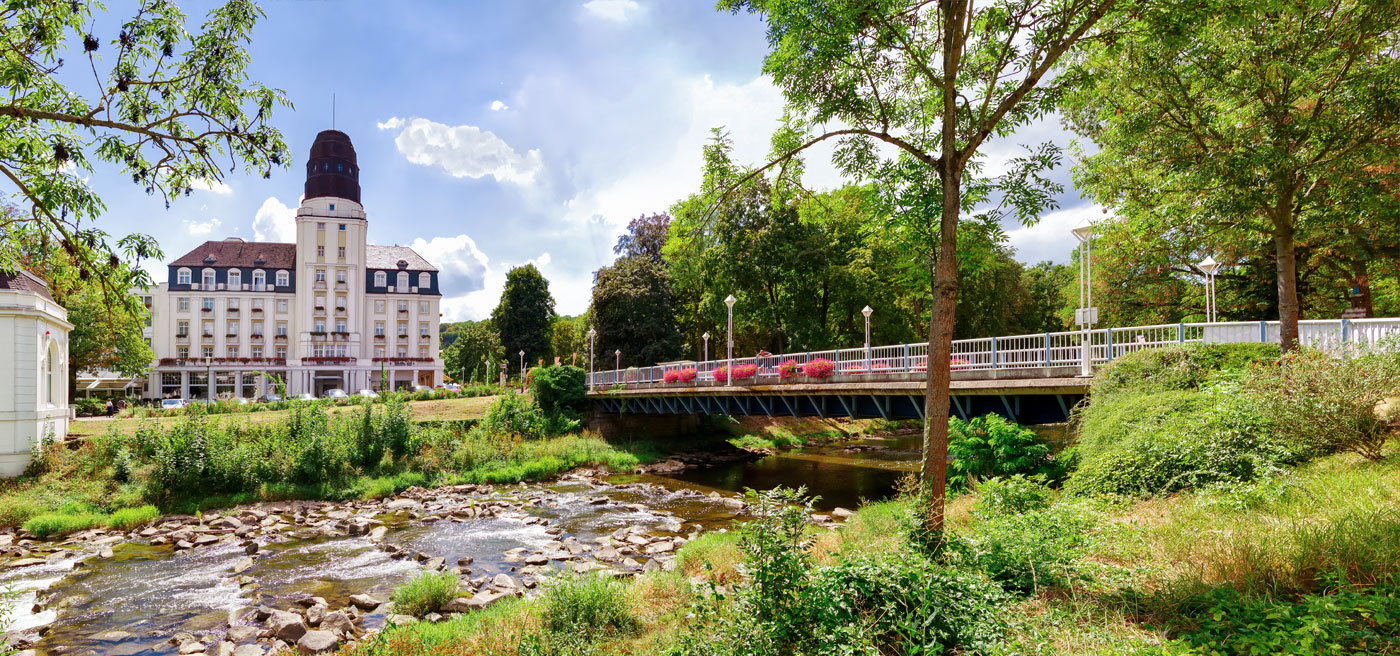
[303,129,361,204]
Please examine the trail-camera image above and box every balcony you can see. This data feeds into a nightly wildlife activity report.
[374,334,385,340]
[201,307,213,313]
[398,308,409,315]
[201,334,215,344]
[227,307,239,314]
[251,334,264,342]
[372,357,434,364]
[158,357,287,367]
[251,307,264,314]
[331,331,351,342]
[313,307,327,317]
[274,334,288,342]
[176,333,190,343]
[314,280,327,290]
[303,356,353,365]
[335,282,348,291]
[335,307,347,316]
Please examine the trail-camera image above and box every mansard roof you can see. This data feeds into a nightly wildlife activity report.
[170,238,297,270]
[0,269,55,302]
[367,245,437,272]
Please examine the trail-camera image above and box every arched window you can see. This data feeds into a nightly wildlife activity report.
[228,269,241,289]
[396,272,408,291]
[252,270,266,290]
[275,270,289,287]
[43,343,56,407]
[177,268,192,285]
[374,271,386,287]
[418,272,430,288]
[202,268,215,288]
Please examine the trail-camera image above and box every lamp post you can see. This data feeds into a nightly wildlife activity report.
[586,327,596,390]
[862,305,873,372]
[204,356,213,402]
[702,331,710,363]
[1198,256,1220,323]
[1072,224,1095,376]
[615,349,621,371]
[724,295,736,386]
[518,350,525,389]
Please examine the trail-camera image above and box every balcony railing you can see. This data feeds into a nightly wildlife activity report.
[372,357,435,365]
[158,357,287,367]
[303,356,353,365]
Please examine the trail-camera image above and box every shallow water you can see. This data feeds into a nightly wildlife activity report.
[0,433,921,654]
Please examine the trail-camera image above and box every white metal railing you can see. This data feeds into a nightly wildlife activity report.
[585,318,1400,388]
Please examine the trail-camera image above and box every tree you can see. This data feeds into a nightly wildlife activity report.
[1066,0,1400,349]
[720,0,1115,535]
[0,0,291,306]
[550,315,588,367]
[613,213,671,263]
[441,320,504,384]
[491,264,556,373]
[591,257,685,369]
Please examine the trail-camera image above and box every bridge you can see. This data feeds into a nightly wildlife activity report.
[585,318,1400,425]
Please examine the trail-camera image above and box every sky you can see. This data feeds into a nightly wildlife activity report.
[72,0,1102,321]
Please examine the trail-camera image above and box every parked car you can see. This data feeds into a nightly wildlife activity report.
[412,385,432,394]
[296,393,316,402]
[357,389,379,399]
[160,398,186,410]
[323,388,349,400]
[256,394,282,403]
[442,383,461,392]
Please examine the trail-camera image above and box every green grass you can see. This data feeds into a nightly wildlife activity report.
[23,508,108,538]
[676,531,744,582]
[727,426,807,451]
[392,570,461,618]
[107,505,159,530]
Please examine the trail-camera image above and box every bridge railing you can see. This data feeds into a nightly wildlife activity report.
[587,317,1400,389]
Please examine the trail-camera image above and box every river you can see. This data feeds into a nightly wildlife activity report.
[0,432,921,655]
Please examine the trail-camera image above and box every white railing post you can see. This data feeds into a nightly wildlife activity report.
[1044,332,1052,367]
[1259,320,1267,343]
[1080,328,1092,376]
[903,344,910,372]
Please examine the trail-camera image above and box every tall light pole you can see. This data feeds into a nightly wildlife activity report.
[724,294,736,386]
[862,305,873,371]
[205,356,213,402]
[1072,224,1095,376]
[702,331,710,363]
[587,327,597,390]
[615,349,621,381]
[518,350,525,389]
[1198,256,1220,323]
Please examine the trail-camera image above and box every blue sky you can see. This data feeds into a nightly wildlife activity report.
[78,0,1098,320]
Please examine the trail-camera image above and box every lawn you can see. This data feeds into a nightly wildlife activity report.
[67,395,500,438]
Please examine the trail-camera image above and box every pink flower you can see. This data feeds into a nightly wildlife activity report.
[777,360,801,379]
[803,358,835,378]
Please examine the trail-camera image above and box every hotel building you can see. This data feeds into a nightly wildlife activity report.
[138,129,444,399]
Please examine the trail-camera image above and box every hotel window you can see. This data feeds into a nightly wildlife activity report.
[227,346,238,358]
[375,300,385,313]
[202,269,215,288]
[226,320,238,336]
[317,222,325,230]
[276,321,287,336]
[202,320,214,336]
[275,346,287,359]
[336,269,347,283]
[336,296,347,310]
[419,300,429,313]
[374,271,386,287]
[228,269,241,289]
[375,322,385,336]
[203,297,215,311]
[227,298,239,310]
[176,320,189,336]
[277,299,288,313]
[251,346,263,358]
[317,246,325,257]
[276,270,289,286]
[419,322,429,338]
[375,347,385,358]
[398,300,408,312]
[314,320,326,333]
[337,246,346,258]
[177,297,190,312]
[252,322,263,336]
[316,269,326,282]
[202,346,215,359]
[335,320,347,333]
[252,270,265,290]
[419,346,429,358]
[418,272,430,288]
[177,268,192,285]
[252,298,263,311]
[397,322,408,337]
[397,271,409,290]
[397,347,407,358]
[315,295,326,309]
[177,346,189,359]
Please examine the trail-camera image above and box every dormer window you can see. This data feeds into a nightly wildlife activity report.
[275,270,289,287]
[374,271,386,287]
[252,270,266,290]
[418,272,430,288]
[202,269,215,288]
[396,272,408,290]
[228,269,241,289]
[177,268,192,285]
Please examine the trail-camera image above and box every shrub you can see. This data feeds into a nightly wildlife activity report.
[975,475,1053,517]
[1092,342,1280,403]
[777,360,800,379]
[478,394,553,440]
[391,570,459,618]
[538,573,639,639]
[108,505,160,530]
[947,414,1061,493]
[1245,344,1400,460]
[530,365,586,417]
[1176,576,1400,656]
[949,500,1098,596]
[802,358,835,378]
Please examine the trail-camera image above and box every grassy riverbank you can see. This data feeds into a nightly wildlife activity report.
[0,392,660,535]
[341,343,1400,656]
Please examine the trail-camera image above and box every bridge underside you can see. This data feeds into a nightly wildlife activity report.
[588,377,1088,425]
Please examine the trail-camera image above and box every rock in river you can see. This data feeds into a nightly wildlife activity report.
[296,630,339,654]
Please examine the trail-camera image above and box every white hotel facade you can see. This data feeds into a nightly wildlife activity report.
[138,129,444,400]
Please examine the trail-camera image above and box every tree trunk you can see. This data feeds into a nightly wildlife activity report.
[920,163,961,537]
[1271,188,1300,351]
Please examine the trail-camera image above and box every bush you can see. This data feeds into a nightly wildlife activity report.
[530,365,586,417]
[802,358,835,378]
[108,505,160,530]
[948,414,1061,493]
[538,573,639,639]
[1245,344,1400,460]
[949,500,1098,596]
[975,475,1053,517]
[1175,576,1400,656]
[1092,342,1280,403]
[477,394,556,440]
[391,570,459,618]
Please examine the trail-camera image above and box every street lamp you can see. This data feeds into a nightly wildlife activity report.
[615,349,621,372]
[1072,224,1096,376]
[1198,256,1220,323]
[862,305,873,371]
[586,328,597,390]
[702,331,710,363]
[204,356,213,401]
[724,294,736,386]
[518,350,525,388]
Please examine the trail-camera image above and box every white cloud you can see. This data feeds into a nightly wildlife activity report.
[184,217,222,236]
[190,178,233,195]
[582,0,640,22]
[490,100,509,112]
[252,196,297,242]
[409,234,490,295]
[534,252,551,267]
[1006,202,1109,265]
[378,116,544,185]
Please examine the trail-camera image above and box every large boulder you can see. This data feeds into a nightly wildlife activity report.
[347,594,381,611]
[296,630,339,654]
[267,610,308,643]
[320,610,355,638]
